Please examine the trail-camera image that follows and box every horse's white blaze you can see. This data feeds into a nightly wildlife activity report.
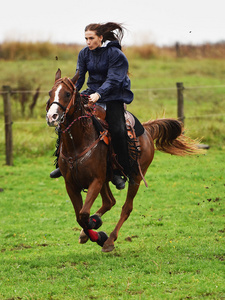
[47,84,62,123]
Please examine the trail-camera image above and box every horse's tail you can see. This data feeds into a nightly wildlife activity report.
[142,118,200,156]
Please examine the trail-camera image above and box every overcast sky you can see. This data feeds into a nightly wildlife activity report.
[1,0,225,46]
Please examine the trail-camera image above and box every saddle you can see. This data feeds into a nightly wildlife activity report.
[91,104,146,182]
[92,104,144,141]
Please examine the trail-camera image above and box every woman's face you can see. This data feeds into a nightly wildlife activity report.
[85,30,103,50]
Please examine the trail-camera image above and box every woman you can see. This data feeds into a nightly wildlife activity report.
[51,22,134,190]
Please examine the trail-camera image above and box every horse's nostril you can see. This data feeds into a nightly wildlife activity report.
[52,114,58,121]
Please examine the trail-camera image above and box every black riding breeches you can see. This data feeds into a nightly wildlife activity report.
[106,101,131,176]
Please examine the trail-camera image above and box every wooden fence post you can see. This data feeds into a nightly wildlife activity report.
[176,82,185,124]
[3,85,13,166]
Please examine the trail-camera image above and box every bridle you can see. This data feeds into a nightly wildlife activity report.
[48,100,67,112]
[47,77,96,134]
[47,77,78,115]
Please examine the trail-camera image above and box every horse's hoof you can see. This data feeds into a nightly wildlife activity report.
[79,229,89,244]
[102,243,115,252]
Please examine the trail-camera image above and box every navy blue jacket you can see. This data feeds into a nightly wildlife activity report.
[75,41,134,104]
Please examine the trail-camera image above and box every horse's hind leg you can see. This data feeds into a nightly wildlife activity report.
[102,180,141,252]
[79,181,116,244]
[97,181,116,216]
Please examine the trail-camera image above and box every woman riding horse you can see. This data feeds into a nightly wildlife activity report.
[50,22,133,190]
[46,71,200,252]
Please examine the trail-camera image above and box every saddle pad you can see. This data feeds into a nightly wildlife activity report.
[125,111,145,137]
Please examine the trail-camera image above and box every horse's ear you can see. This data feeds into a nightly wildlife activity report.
[71,71,79,84]
[55,68,61,82]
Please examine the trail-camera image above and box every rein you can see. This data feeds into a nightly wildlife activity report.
[61,103,96,134]
[60,130,108,168]
[50,77,106,168]
[61,115,90,133]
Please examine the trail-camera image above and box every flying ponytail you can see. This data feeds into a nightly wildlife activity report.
[85,22,125,43]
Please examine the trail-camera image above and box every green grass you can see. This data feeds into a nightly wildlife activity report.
[0,56,225,299]
[0,150,224,299]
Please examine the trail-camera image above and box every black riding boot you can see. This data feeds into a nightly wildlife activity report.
[111,170,126,190]
[106,101,131,190]
[50,168,62,178]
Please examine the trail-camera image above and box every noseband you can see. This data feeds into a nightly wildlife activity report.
[47,77,77,115]
[49,101,67,111]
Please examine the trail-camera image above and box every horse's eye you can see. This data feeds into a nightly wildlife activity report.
[66,92,71,98]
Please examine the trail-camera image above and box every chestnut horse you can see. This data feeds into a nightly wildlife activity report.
[46,69,198,252]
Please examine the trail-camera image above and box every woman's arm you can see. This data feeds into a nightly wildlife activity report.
[75,50,87,91]
[96,49,129,98]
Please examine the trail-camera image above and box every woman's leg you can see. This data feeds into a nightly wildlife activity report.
[106,101,131,182]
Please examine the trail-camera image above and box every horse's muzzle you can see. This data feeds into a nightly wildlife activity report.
[46,113,60,127]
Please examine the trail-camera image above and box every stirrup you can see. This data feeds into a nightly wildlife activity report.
[50,167,62,178]
[111,174,125,190]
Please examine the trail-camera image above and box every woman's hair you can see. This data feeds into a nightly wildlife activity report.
[85,22,125,43]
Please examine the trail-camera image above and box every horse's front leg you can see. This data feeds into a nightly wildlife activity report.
[66,180,102,245]
[79,179,103,226]
[65,183,83,223]
[78,179,110,246]
[79,181,115,244]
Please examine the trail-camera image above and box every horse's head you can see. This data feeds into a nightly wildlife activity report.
[46,69,79,127]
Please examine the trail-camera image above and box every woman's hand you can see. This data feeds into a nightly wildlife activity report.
[89,92,100,103]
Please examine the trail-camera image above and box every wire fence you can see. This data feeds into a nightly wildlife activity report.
[1,84,225,93]
[1,83,225,165]
[1,84,225,123]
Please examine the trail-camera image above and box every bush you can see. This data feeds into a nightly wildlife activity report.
[0,42,82,60]
[1,41,225,61]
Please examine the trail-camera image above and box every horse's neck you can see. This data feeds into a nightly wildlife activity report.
[61,120,97,156]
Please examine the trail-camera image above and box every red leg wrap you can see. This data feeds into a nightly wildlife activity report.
[88,229,99,242]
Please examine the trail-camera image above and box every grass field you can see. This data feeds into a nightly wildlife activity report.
[0,53,225,299]
[0,149,224,299]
